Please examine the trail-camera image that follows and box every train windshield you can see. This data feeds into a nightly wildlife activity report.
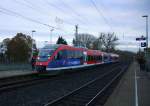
[38,49,54,61]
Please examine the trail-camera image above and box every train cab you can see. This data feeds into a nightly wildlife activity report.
[36,44,85,71]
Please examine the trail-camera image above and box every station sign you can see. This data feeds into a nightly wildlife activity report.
[141,42,146,47]
[136,36,146,41]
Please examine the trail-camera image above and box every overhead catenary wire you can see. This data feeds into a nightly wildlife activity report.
[59,0,90,25]
[90,0,113,31]
[59,0,91,31]
[13,0,49,16]
[12,0,91,33]
[44,0,87,25]
[98,1,114,29]
[0,5,56,29]
[1,0,112,36]
[0,4,77,37]
[34,0,86,27]
[0,9,73,37]
[12,0,75,28]
[22,0,46,13]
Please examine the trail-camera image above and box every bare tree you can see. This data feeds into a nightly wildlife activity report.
[93,37,103,50]
[73,32,118,51]
[73,33,96,49]
[97,32,118,51]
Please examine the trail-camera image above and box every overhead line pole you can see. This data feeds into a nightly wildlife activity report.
[75,25,79,46]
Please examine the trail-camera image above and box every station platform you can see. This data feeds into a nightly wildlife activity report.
[104,62,150,106]
[0,70,37,79]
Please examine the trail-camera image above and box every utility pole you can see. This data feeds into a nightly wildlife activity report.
[31,30,36,60]
[75,24,78,38]
[75,25,78,46]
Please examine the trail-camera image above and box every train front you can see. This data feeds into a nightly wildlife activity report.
[35,44,58,72]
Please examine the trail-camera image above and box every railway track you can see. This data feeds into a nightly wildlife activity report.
[0,63,120,92]
[0,72,56,92]
[44,65,128,106]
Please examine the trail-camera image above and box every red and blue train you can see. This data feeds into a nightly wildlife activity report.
[35,44,119,72]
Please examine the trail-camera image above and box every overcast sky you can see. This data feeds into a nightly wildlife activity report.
[0,0,150,52]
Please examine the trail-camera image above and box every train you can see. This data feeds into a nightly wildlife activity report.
[35,44,119,73]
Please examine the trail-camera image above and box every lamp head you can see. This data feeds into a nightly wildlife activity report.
[142,15,148,18]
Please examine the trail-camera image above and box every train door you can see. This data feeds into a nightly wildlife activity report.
[49,50,64,68]
[83,51,87,64]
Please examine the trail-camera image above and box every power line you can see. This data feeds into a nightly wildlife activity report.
[13,0,48,16]
[0,10,74,38]
[22,0,45,12]
[98,1,114,28]
[0,6,55,29]
[90,0,113,31]
[46,0,90,31]
[59,0,90,25]
[13,0,90,33]
[44,0,87,25]
[13,0,75,28]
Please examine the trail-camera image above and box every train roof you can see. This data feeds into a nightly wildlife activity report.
[43,44,60,50]
[86,49,103,55]
[43,44,86,51]
[42,44,118,57]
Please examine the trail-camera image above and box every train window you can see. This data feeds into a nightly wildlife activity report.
[73,50,76,58]
[87,55,90,61]
[88,56,90,61]
[90,56,92,61]
[79,51,81,58]
[61,50,67,59]
[56,52,60,60]
[98,56,99,60]
[56,51,63,60]
[66,50,70,58]
[71,50,74,58]
[86,56,88,61]
[75,50,78,58]
[94,56,96,61]
[104,56,108,60]
[92,56,94,61]
[54,54,57,60]
[66,50,69,58]
[96,56,98,60]
[99,56,102,61]
[67,50,74,59]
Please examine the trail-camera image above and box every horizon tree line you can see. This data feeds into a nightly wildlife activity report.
[0,32,119,63]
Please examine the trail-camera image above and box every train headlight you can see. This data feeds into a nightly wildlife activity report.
[37,57,40,60]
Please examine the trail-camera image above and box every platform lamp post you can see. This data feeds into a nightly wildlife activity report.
[31,30,36,60]
[142,15,148,52]
[142,15,148,72]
